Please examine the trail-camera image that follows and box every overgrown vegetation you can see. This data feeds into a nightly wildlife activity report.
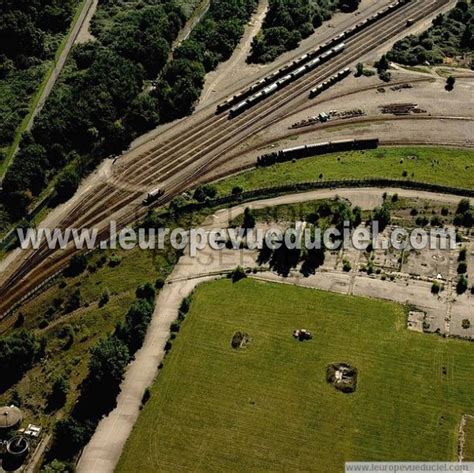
[387,1,473,67]
[248,0,360,64]
[43,285,156,467]
[0,331,46,393]
[0,0,81,153]
[0,0,256,232]
[163,0,257,120]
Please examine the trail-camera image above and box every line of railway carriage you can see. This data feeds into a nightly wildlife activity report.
[256,138,380,167]
[228,43,346,118]
[144,140,380,204]
[216,0,412,116]
[309,67,352,98]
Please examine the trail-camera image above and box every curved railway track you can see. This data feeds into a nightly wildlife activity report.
[0,0,451,318]
[38,0,442,233]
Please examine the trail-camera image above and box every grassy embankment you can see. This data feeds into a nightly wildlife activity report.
[215,147,474,195]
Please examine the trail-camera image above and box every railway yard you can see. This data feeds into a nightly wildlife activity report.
[0,0,467,319]
[0,0,473,471]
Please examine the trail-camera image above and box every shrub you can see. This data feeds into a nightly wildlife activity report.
[456,275,468,294]
[108,254,122,267]
[232,186,243,195]
[446,75,456,91]
[141,387,151,406]
[65,254,87,277]
[48,375,69,410]
[431,282,442,294]
[155,277,165,289]
[462,319,471,329]
[99,289,110,307]
[230,266,247,283]
[136,282,156,301]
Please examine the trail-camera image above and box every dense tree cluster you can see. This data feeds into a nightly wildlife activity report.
[454,198,473,227]
[0,0,79,149]
[0,0,256,230]
[249,0,358,64]
[387,1,473,66]
[45,284,156,465]
[158,0,257,119]
[0,330,46,392]
[0,0,77,62]
[1,2,184,219]
[256,200,361,276]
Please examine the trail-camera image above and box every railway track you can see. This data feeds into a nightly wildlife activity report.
[41,0,440,232]
[0,0,451,318]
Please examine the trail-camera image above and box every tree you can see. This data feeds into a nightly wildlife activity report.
[431,282,442,294]
[375,54,389,73]
[454,198,473,227]
[456,275,468,294]
[99,288,110,307]
[136,282,156,301]
[55,168,80,202]
[0,331,46,392]
[66,254,87,277]
[193,185,217,202]
[52,418,89,460]
[379,70,391,82]
[372,204,391,231]
[87,337,130,388]
[48,375,69,410]
[243,207,256,229]
[355,62,364,77]
[230,266,247,283]
[64,290,81,314]
[115,298,154,353]
[124,94,160,136]
[446,75,456,91]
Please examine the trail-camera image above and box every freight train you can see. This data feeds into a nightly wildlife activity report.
[216,0,412,115]
[309,67,352,98]
[256,138,380,167]
[229,43,346,118]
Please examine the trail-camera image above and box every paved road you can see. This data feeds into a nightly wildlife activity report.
[76,187,471,472]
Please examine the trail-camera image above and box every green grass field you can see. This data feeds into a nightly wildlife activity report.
[215,147,474,196]
[117,279,474,472]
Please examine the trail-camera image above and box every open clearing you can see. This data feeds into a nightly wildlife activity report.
[117,279,474,472]
[215,146,474,195]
